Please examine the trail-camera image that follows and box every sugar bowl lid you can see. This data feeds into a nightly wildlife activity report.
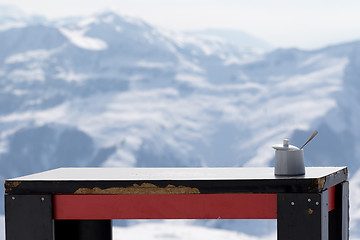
[272,139,299,151]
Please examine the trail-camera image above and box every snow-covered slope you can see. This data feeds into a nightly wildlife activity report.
[113,222,276,240]
[186,28,273,52]
[1,5,360,239]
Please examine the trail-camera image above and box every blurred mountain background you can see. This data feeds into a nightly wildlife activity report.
[1,4,360,240]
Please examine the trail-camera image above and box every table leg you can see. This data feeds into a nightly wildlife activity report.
[54,220,112,240]
[5,194,53,240]
[277,191,328,240]
[329,181,349,240]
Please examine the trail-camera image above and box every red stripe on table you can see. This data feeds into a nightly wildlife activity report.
[54,194,277,220]
[328,186,335,212]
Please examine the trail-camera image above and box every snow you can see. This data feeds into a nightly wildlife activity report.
[175,74,208,88]
[113,222,276,240]
[0,63,344,168]
[54,70,88,83]
[0,5,46,32]
[59,28,108,50]
[0,102,70,124]
[102,15,115,24]
[137,60,172,69]
[0,5,27,21]
[77,17,98,27]
[122,15,147,28]
[8,69,45,82]
[5,50,52,64]
[0,46,349,168]
[176,56,204,73]
[0,22,26,31]
[0,5,27,32]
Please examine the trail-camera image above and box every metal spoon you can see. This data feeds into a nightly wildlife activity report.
[300,130,318,149]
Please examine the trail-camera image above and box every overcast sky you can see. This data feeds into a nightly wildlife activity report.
[1,0,360,50]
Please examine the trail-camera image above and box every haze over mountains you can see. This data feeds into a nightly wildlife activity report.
[1,5,360,239]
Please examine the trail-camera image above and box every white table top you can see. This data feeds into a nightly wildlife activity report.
[9,167,347,181]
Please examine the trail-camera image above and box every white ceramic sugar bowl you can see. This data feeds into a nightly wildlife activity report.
[272,139,305,176]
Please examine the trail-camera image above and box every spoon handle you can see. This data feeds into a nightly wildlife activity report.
[300,130,318,149]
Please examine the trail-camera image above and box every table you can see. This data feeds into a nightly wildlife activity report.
[4,167,348,240]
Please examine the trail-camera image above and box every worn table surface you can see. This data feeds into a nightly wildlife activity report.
[5,167,347,194]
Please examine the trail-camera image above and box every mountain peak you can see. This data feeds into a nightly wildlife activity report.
[0,4,27,20]
[95,10,120,18]
[0,4,47,31]
[93,10,148,28]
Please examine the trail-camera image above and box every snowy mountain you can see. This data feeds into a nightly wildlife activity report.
[186,28,273,52]
[0,9,262,178]
[0,5,46,31]
[1,5,360,239]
